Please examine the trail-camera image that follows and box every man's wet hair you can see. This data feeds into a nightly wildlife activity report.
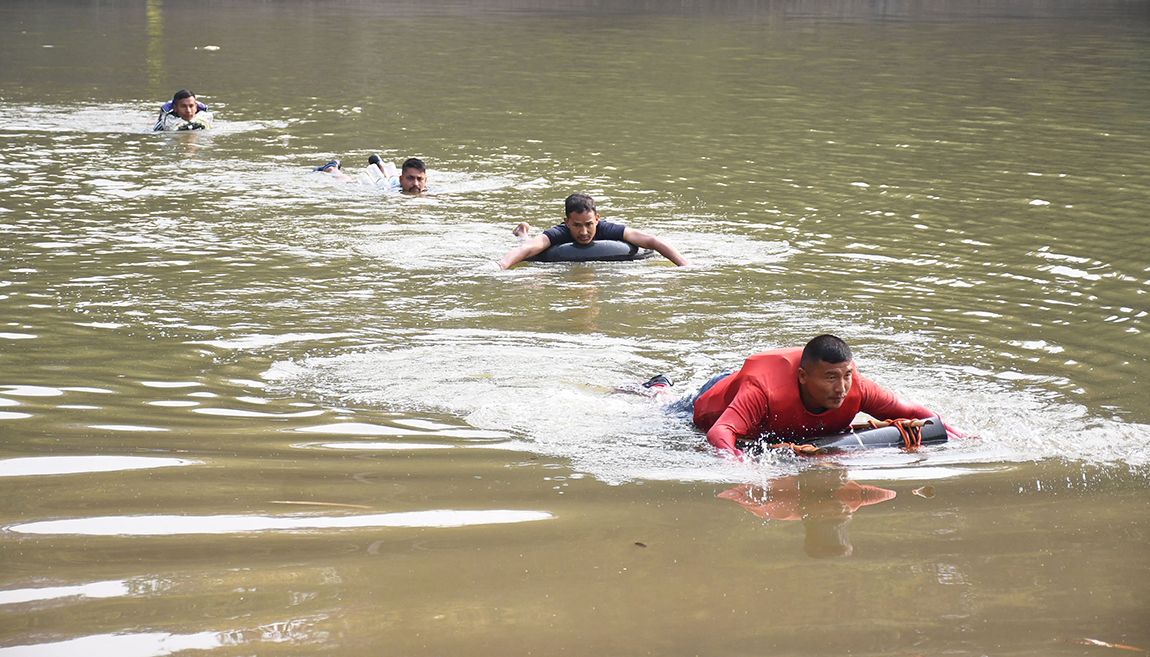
[401,158,426,174]
[800,334,853,368]
[565,193,596,217]
[172,89,196,104]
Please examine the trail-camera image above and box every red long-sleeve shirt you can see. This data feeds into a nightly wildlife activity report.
[693,347,943,455]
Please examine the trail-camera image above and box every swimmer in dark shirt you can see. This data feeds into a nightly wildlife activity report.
[495,193,690,269]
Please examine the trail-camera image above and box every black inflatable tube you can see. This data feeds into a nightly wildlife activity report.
[527,240,654,263]
[802,417,947,451]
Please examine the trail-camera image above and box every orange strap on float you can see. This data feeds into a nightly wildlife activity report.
[765,442,826,456]
[764,418,935,456]
[862,418,927,449]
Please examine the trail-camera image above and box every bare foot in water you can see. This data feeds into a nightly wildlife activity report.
[512,222,531,238]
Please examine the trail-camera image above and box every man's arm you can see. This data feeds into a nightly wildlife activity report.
[495,234,552,270]
[705,383,768,458]
[706,421,744,458]
[621,228,691,266]
[857,377,964,439]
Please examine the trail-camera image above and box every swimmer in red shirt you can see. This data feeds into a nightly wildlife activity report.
[683,334,961,457]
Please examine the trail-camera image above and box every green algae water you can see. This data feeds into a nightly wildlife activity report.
[1,1,1148,654]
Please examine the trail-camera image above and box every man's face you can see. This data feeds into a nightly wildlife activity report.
[797,359,854,413]
[563,210,599,244]
[399,167,427,193]
[174,96,198,121]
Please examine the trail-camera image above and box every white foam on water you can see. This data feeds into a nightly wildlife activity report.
[844,360,1150,470]
[266,329,782,484]
[266,328,1150,485]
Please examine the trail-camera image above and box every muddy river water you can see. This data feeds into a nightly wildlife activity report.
[1,0,1148,654]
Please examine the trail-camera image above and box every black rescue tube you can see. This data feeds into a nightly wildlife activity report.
[527,240,654,262]
[801,417,947,451]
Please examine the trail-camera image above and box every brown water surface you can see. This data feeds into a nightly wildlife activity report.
[1,1,1148,654]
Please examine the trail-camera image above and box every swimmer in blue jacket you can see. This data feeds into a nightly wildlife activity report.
[153,89,211,131]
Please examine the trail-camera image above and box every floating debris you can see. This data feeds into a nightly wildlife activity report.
[199,45,221,51]
[912,486,935,499]
[634,542,647,548]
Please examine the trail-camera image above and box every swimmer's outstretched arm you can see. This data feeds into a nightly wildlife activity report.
[706,423,745,459]
[622,228,691,266]
[862,388,966,440]
[495,234,552,270]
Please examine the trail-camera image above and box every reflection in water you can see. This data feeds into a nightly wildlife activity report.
[846,465,981,481]
[293,422,420,436]
[139,381,201,389]
[554,266,603,333]
[719,467,897,558]
[191,407,324,418]
[88,424,170,432]
[8,509,553,536]
[0,455,195,478]
[304,441,453,450]
[189,332,357,350]
[0,631,222,657]
[0,579,130,606]
[145,0,164,93]
[0,386,64,397]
